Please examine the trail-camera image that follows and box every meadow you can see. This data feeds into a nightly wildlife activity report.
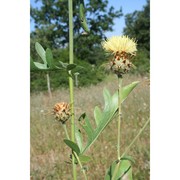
[30,74,150,180]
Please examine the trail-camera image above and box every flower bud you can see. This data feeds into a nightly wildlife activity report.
[53,102,71,123]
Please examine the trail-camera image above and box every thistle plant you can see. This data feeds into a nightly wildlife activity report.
[102,36,138,163]
[101,36,150,179]
[30,0,149,179]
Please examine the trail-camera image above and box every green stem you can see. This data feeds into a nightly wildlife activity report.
[73,152,88,180]
[63,123,70,140]
[112,76,123,180]
[112,119,150,180]
[117,77,122,160]
[121,118,150,158]
[69,76,75,142]
[63,124,88,180]
[68,0,76,179]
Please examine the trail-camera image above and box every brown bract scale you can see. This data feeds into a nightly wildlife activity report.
[110,51,133,75]
[53,102,71,123]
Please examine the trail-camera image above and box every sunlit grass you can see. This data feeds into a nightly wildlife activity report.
[30,74,150,179]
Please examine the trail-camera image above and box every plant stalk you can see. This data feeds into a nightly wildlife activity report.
[63,124,88,180]
[73,152,88,180]
[68,0,76,179]
[63,123,70,140]
[112,76,123,180]
[46,73,52,99]
[117,76,123,160]
[112,118,150,180]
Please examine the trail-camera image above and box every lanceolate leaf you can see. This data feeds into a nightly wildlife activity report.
[79,82,139,154]
[121,155,135,164]
[104,160,132,180]
[79,113,94,141]
[58,61,68,69]
[35,42,46,64]
[67,64,77,71]
[94,106,103,126]
[75,126,83,153]
[74,155,92,165]
[64,139,80,156]
[80,88,118,153]
[103,88,112,110]
[78,155,92,163]
[46,48,54,68]
[33,62,47,69]
[79,3,90,33]
[121,81,139,103]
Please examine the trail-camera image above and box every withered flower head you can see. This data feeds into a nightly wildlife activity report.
[53,102,71,123]
[102,35,137,76]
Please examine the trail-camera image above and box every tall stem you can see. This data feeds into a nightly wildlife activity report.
[117,76,123,160]
[46,73,52,99]
[63,123,70,140]
[112,76,123,180]
[73,152,88,180]
[112,118,150,180]
[68,0,76,179]
[63,124,88,180]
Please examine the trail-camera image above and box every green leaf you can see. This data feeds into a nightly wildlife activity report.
[79,3,84,20]
[81,89,118,153]
[67,71,73,78]
[94,106,102,126]
[103,88,112,110]
[35,42,46,64]
[59,61,68,69]
[75,126,83,153]
[79,3,90,33]
[104,160,132,180]
[33,62,48,69]
[54,65,65,70]
[67,64,77,71]
[79,113,94,141]
[64,139,80,155]
[122,81,140,103]
[78,155,92,163]
[79,82,139,154]
[121,155,135,164]
[46,48,54,68]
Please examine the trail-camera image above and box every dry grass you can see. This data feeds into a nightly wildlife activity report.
[30,74,150,180]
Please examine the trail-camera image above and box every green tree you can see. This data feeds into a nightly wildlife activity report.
[123,0,150,73]
[123,0,150,52]
[30,0,123,64]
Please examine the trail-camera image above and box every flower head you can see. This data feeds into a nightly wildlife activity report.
[102,35,137,76]
[53,102,71,123]
[102,35,137,55]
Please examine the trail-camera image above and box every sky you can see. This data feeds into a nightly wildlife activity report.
[30,0,147,37]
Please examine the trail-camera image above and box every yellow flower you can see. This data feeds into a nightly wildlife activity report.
[102,35,137,55]
[102,35,137,75]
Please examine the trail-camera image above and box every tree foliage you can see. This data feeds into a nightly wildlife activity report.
[30,0,123,64]
[123,0,150,52]
[123,0,150,73]
[30,0,123,92]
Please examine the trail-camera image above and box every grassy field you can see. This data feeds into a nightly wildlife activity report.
[30,74,150,180]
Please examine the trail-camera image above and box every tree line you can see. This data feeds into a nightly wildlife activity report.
[30,0,150,92]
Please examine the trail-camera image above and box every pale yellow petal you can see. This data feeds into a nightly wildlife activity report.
[102,35,137,55]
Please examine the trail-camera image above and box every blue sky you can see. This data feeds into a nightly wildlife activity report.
[30,0,147,37]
